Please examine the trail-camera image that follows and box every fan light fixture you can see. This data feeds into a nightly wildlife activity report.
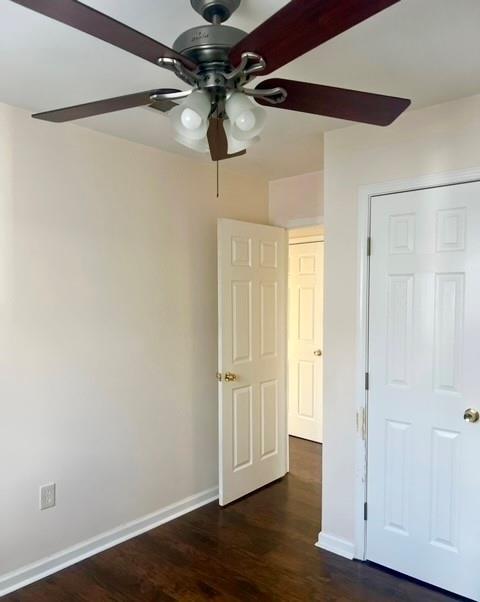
[225,92,266,141]
[174,134,210,153]
[171,90,266,155]
[169,90,211,144]
[224,120,257,155]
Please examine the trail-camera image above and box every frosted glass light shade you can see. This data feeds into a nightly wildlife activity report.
[224,120,258,154]
[225,92,266,141]
[174,134,209,153]
[169,90,210,142]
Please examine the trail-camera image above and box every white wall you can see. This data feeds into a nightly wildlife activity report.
[322,93,480,547]
[0,103,268,580]
[269,171,324,228]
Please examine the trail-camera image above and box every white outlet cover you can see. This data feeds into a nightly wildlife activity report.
[40,483,56,510]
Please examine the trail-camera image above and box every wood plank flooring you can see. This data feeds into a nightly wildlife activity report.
[5,437,461,601]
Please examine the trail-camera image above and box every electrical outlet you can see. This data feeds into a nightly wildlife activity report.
[40,483,56,510]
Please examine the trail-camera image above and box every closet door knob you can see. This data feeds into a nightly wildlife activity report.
[464,408,479,423]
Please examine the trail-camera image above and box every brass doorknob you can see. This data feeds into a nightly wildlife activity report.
[464,408,479,423]
[314,349,322,357]
[224,372,238,382]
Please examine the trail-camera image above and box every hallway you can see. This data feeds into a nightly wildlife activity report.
[6,438,459,601]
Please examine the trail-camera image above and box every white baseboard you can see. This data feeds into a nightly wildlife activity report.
[0,486,218,598]
[315,531,355,560]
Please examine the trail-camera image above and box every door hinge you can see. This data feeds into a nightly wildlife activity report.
[365,372,369,391]
[364,502,368,521]
[367,236,372,257]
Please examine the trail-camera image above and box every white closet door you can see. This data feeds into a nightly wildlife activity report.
[217,219,287,506]
[288,241,324,442]
[367,182,480,601]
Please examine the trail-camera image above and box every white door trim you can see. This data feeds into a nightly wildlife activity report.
[289,235,325,245]
[354,166,480,561]
[282,216,324,229]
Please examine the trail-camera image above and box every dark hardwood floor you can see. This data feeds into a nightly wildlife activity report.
[6,437,461,601]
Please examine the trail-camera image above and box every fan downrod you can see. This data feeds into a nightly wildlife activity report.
[191,0,241,24]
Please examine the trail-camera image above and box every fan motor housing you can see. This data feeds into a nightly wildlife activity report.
[173,24,246,64]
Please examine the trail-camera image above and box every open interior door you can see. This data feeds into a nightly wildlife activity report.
[288,240,324,442]
[218,218,287,506]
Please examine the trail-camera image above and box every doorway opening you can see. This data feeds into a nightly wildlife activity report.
[287,225,325,467]
[216,218,323,509]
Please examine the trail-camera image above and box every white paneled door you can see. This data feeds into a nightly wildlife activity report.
[288,241,324,442]
[367,182,480,601]
[217,219,287,506]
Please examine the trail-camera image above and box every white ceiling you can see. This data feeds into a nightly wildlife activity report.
[1,0,480,179]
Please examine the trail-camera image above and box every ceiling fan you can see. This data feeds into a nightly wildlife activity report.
[12,0,411,161]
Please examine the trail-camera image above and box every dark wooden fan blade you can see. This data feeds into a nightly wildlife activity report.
[207,118,228,160]
[255,79,411,126]
[11,0,197,70]
[207,118,246,161]
[148,99,179,114]
[33,89,181,122]
[230,0,401,75]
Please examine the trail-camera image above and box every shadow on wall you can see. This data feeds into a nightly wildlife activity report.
[269,171,324,228]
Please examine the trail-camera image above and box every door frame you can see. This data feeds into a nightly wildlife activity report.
[289,235,325,245]
[354,166,480,561]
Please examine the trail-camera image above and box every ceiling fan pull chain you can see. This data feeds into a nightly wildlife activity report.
[216,117,220,198]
